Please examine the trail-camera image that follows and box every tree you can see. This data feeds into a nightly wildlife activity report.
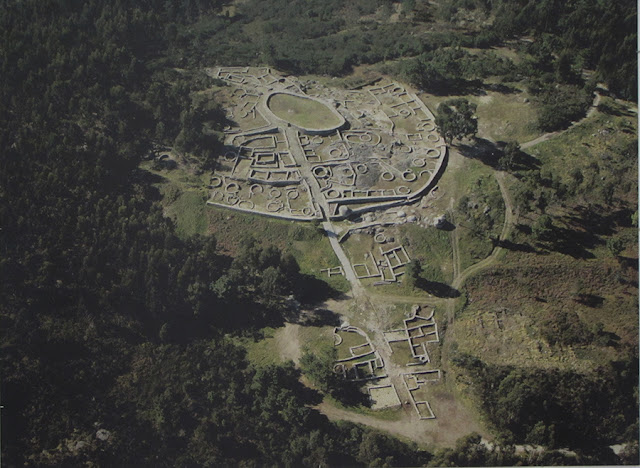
[300,344,366,406]
[405,259,422,288]
[435,98,478,143]
[300,344,340,395]
[532,214,553,241]
[401,59,448,93]
[499,141,521,171]
[606,237,625,257]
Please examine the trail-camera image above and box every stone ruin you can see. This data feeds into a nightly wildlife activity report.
[205,66,447,225]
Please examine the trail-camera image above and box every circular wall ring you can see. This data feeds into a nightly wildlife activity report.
[326,189,340,199]
[239,200,255,210]
[426,133,439,142]
[250,184,263,194]
[399,109,411,117]
[402,171,417,182]
[345,133,358,142]
[225,194,239,205]
[311,135,324,144]
[302,207,313,216]
[421,122,436,132]
[210,176,223,188]
[355,164,368,174]
[397,185,411,195]
[333,334,343,346]
[412,158,426,167]
[313,166,330,178]
[400,145,412,153]
[419,170,432,178]
[426,148,440,158]
[329,147,344,158]
[267,200,283,212]
[225,182,240,193]
[286,190,299,200]
[224,151,237,161]
[381,171,395,182]
[341,166,354,177]
[359,133,373,142]
[239,111,248,119]
[374,233,386,243]
[269,188,281,199]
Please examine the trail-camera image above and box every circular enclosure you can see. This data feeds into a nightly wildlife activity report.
[402,171,417,182]
[381,171,395,182]
[265,92,346,134]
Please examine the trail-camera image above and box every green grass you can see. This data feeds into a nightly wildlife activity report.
[207,206,350,293]
[398,224,453,284]
[298,325,335,352]
[165,190,208,238]
[241,327,283,368]
[420,83,541,144]
[336,332,369,360]
[389,340,418,367]
[267,92,342,129]
[525,101,637,197]
[325,396,405,422]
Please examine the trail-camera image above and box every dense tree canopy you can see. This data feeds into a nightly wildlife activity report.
[436,98,478,143]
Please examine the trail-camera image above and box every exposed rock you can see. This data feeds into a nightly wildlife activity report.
[434,215,447,228]
[338,205,352,217]
[96,429,111,441]
[396,210,406,218]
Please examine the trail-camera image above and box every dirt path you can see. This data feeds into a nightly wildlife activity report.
[316,402,420,441]
[274,323,302,364]
[446,171,517,323]
[521,91,601,150]
[316,390,486,448]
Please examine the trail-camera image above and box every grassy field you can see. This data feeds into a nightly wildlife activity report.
[525,98,637,199]
[420,83,542,144]
[449,98,638,373]
[143,160,350,293]
[267,92,342,129]
[398,224,453,284]
[165,190,209,238]
[324,396,406,422]
[207,205,350,293]
[242,324,336,368]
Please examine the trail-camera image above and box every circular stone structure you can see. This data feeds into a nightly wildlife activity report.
[265,91,346,135]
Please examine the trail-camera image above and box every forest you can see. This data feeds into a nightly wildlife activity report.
[0,0,637,466]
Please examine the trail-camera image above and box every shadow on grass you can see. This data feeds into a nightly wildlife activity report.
[493,238,539,253]
[618,256,638,272]
[457,137,541,172]
[297,274,346,303]
[415,278,460,298]
[332,381,371,408]
[294,308,342,327]
[539,206,635,259]
[572,293,605,308]
[537,226,596,259]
